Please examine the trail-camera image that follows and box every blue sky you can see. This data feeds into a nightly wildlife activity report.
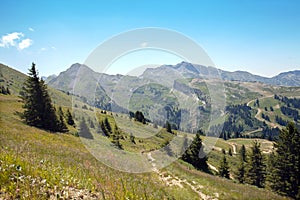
[0,0,299,77]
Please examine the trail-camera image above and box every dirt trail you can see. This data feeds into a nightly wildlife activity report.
[207,163,218,173]
[247,96,279,128]
[147,153,218,200]
[228,143,237,154]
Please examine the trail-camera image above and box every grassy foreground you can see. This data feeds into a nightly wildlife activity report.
[0,95,288,199]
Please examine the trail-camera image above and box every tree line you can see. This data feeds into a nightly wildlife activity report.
[224,123,299,199]
[182,122,299,199]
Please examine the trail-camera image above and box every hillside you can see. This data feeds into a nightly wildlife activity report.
[46,62,300,137]
[0,94,289,199]
[0,63,292,199]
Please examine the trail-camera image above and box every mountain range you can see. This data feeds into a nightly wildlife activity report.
[47,61,300,88]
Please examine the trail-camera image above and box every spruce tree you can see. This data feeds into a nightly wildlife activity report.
[66,109,75,126]
[181,133,208,172]
[269,123,300,198]
[111,125,123,149]
[104,117,112,133]
[40,80,61,132]
[239,144,247,162]
[219,155,230,179]
[6,87,10,95]
[236,145,247,183]
[246,141,265,188]
[57,106,68,132]
[237,160,246,183]
[228,148,232,156]
[100,121,109,137]
[1,86,7,94]
[166,121,172,133]
[22,63,60,132]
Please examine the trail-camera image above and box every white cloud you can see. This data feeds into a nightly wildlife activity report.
[28,27,35,32]
[0,32,24,47]
[18,38,33,50]
[0,32,33,50]
[41,47,47,51]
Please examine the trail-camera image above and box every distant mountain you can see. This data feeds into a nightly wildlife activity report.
[44,74,57,82]
[269,70,300,86]
[142,61,300,87]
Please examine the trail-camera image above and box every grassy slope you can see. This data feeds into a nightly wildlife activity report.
[0,95,173,199]
[0,64,292,199]
[0,95,288,199]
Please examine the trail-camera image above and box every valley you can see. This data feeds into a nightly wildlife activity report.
[1,62,299,199]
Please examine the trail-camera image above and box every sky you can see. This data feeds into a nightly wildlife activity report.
[0,0,299,77]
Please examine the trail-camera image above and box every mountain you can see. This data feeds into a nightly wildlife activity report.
[269,70,300,86]
[142,61,300,87]
[46,62,300,130]
[0,62,298,199]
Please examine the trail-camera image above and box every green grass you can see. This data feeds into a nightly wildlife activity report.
[0,95,175,199]
[163,160,288,200]
[1,95,289,199]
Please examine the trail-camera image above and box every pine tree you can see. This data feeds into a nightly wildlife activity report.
[236,145,247,183]
[222,149,226,155]
[239,144,247,162]
[134,111,146,124]
[166,121,172,133]
[57,106,68,132]
[6,87,10,95]
[111,125,123,149]
[237,160,246,183]
[269,123,300,198]
[246,141,265,188]
[66,109,75,126]
[181,133,208,172]
[130,133,136,144]
[104,117,112,133]
[21,63,60,132]
[228,148,232,156]
[100,121,109,137]
[219,155,230,179]
[1,86,7,94]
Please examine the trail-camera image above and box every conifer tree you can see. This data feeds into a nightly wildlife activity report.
[1,86,7,94]
[22,63,60,132]
[166,121,172,133]
[269,123,300,198]
[104,117,112,133]
[246,141,265,188]
[181,133,208,172]
[100,121,109,137]
[57,106,68,132]
[228,148,232,156]
[219,155,230,179]
[239,144,247,162]
[130,133,136,144]
[6,87,10,95]
[236,145,247,183]
[111,125,123,149]
[66,109,75,126]
[237,160,246,183]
